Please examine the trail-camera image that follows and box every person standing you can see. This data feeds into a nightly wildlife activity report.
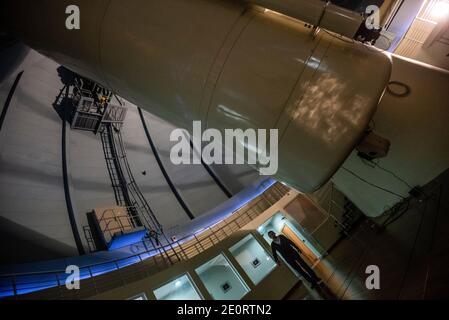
[268,230,321,288]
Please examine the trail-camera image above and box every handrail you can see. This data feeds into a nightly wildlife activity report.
[0,183,288,283]
[98,207,142,240]
[307,182,359,238]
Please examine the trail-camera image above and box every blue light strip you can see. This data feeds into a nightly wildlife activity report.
[166,178,276,241]
[0,178,277,298]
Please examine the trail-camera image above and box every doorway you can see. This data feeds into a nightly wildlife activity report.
[258,212,322,267]
[281,223,317,265]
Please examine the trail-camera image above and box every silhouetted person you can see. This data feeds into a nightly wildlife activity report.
[268,231,321,289]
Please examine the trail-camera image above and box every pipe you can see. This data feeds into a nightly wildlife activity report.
[0,0,392,193]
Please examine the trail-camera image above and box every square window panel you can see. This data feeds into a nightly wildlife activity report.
[195,254,249,300]
[128,293,148,300]
[229,234,276,285]
[153,274,202,300]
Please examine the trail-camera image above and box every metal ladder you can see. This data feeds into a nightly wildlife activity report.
[100,127,130,209]
[100,123,180,262]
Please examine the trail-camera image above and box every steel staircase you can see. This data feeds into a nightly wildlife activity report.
[99,123,179,260]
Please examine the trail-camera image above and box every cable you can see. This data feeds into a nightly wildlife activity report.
[342,167,407,199]
[387,81,411,97]
[359,157,414,189]
[381,198,410,228]
[379,177,441,230]
[375,163,414,189]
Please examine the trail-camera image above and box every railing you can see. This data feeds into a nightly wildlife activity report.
[307,182,362,239]
[97,207,142,242]
[70,77,125,132]
[82,226,97,253]
[0,182,289,300]
[102,104,127,124]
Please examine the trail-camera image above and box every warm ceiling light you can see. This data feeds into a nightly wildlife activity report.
[431,1,449,19]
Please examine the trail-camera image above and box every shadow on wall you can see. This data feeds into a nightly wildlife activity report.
[52,66,77,123]
[56,66,77,87]
[0,217,78,266]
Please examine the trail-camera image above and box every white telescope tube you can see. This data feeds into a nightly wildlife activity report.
[246,0,365,38]
[1,0,392,193]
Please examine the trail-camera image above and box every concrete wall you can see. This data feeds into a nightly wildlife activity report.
[141,111,229,218]
[119,105,190,229]
[0,46,261,265]
[0,51,79,264]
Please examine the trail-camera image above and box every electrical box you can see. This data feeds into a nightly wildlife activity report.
[356,132,391,160]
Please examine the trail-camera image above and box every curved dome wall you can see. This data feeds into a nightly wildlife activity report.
[0,47,260,265]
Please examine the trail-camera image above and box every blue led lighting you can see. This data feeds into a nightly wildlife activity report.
[0,178,276,298]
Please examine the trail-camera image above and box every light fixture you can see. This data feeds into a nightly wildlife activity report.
[431,1,449,19]
[175,280,182,288]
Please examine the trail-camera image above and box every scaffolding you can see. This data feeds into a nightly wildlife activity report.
[70,77,126,133]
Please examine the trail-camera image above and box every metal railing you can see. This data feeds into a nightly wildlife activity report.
[99,123,176,259]
[0,182,289,300]
[97,207,143,243]
[306,182,362,240]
